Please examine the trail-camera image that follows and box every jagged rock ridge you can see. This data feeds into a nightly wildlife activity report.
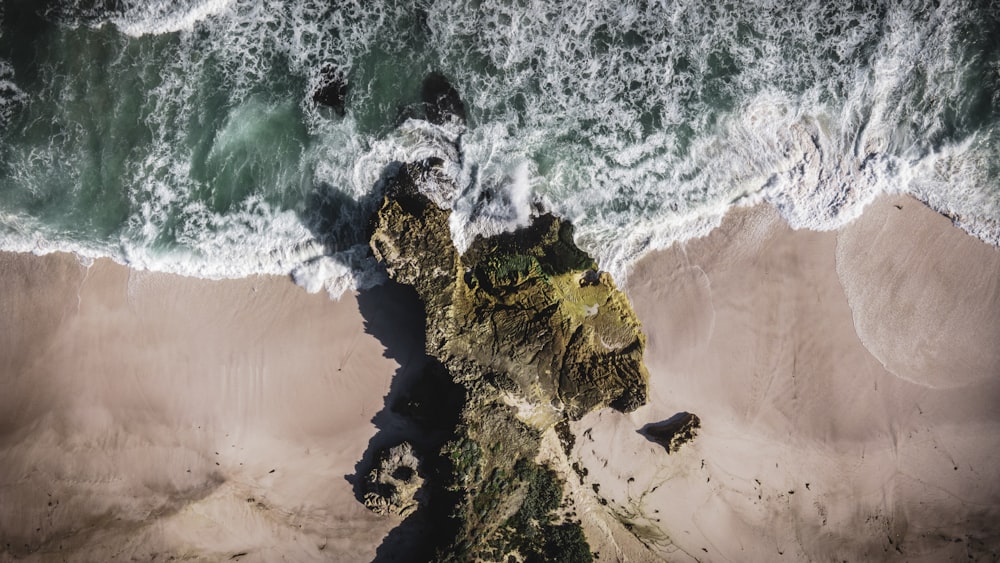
[362,441,424,517]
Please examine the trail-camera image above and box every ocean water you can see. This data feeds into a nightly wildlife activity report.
[0,0,997,296]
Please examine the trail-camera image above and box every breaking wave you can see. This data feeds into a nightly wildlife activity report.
[0,0,997,296]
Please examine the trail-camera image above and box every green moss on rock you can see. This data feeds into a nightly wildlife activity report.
[367,159,648,561]
[370,159,649,424]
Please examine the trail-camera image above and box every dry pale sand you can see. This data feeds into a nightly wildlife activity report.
[0,253,428,562]
[566,194,1000,562]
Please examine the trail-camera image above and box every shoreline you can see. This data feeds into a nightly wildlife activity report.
[1,193,998,561]
[0,192,1000,300]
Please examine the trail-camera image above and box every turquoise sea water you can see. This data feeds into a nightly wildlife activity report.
[0,0,997,294]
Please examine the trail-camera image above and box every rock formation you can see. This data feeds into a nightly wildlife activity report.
[360,158,651,561]
[421,72,466,125]
[370,158,649,426]
[639,412,701,454]
[362,441,424,518]
[312,65,348,116]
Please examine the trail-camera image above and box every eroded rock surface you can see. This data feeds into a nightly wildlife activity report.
[361,159,651,561]
[362,442,424,518]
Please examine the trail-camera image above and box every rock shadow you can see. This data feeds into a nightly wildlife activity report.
[295,161,406,292]
[350,281,429,476]
[346,280,466,562]
[637,412,701,454]
[307,162,465,560]
[299,71,470,560]
[300,163,400,257]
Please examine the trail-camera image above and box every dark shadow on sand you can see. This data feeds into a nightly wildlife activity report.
[298,70,472,561]
[302,181,466,561]
[348,281,435,562]
[345,281,466,562]
[637,412,701,454]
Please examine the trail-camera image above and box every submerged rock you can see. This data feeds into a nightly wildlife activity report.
[639,412,701,454]
[312,66,348,116]
[362,442,425,518]
[421,72,466,126]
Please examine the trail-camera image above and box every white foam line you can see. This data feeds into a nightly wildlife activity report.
[112,0,236,37]
[1,0,996,301]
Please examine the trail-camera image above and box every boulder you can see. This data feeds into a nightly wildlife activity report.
[362,442,425,518]
[312,66,348,116]
[639,412,701,454]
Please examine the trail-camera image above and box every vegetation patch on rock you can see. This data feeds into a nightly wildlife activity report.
[361,156,650,560]
[370,159,649,424]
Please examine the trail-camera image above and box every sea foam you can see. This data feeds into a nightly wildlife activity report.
[0,0,996,296]
[109,0,236,36]
[0,60,24,125]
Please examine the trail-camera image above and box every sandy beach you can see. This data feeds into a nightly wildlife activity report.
[2,194,999,561]
[0,254,427,561]
[568,195,1000,561]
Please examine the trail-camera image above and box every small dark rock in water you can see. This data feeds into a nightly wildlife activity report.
[579,268,602,287]
[638,412,701,454]
[312,66,348,116]
[421,71,466,125]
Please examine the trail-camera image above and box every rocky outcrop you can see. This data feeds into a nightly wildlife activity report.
[639,412,701,454]
[370,159,649,426]
[362,158,651,560]
[362,442,424,518]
